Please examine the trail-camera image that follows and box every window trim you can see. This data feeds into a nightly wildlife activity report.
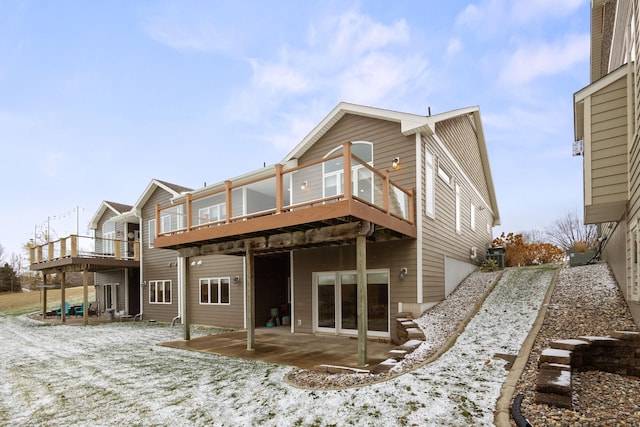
[199,277,231,305]
[149,280,172,304]
[322,141,374,202]
[425,149,435,218]
[455,183,461,234]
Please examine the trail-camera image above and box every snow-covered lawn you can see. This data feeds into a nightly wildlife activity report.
[0,266,556,426]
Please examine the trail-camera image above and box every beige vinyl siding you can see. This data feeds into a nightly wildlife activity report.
[292,240,417,333]
[298,114,416,194]
[435,116,491,203]
[421,132,494,302]
[188,254,245,328]
[291,114,418,332]
[142,187,180,321]
[589,76,629,207]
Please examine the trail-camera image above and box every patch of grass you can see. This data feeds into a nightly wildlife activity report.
[0,287,86,315]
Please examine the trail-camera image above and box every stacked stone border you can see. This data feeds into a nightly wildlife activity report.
[534,330,640,409]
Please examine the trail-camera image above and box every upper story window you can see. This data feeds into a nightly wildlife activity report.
[198,203,226,225]
[102,219,115,254]
[455,183,461,234]
[425,150,435,218]
[323,142,373,203]
[148,215,171,248]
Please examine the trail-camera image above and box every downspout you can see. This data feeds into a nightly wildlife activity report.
[172,256,184,327]
[136,211,144,321]
[415,132,424,305]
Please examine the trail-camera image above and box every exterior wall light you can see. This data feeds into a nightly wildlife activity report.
[300,181,309,191]
[392,157,400,170]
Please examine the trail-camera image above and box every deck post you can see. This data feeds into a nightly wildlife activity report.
[82,265,89,326]
[185,193,192,231]
[343,141,352,199]
[225,181,233,224]
[60,271,66,323]
[275,164,283,214]
[246,247,255,351]
[357,234,368,366]
[42,273,47,318]
[181,256,191,341]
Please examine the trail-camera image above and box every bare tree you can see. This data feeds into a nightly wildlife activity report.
[545,210,598,251]
[521,229,546,244]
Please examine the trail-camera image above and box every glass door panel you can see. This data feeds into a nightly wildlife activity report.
[317,274,336,329]
[340,273,357,330]
[367,272,389,332]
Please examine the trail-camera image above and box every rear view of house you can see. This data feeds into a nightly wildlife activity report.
[153,102,499,362]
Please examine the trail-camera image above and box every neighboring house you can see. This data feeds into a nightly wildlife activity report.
[153,102,500,363]
[573,0,640,326]
[89,201,139,316]
[29,202,140,325]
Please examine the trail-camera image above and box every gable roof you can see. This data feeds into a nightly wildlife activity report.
[132,179,193,213]
[88,201,133,230]
[283,102,480,161]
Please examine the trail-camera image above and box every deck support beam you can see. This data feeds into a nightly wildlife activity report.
[42,273,47,318]
[246,247,255,351]
[60,271,66,323]
[181,256,191,341]
[82,265,89,326]
[357,233,368,366]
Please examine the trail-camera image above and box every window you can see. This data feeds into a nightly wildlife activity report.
[199,278,230,304]
[148,219,155,248]
[323,142,373,203]
[455,183,461,233]
[631,226,640,301]
[102,220,115,255]
[425,150,435,218]
[438,163,452,187]
[198,203,226,225]
[470,204,476,231]
[149,280,171,304]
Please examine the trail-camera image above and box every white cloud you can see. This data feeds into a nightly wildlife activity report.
[446,38,462,58]
[499,33,589,86]
[225,7,428,144]
[142,6,237,53]
[456,0,587,32]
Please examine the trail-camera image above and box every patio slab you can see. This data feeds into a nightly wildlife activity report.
[159,326,396,369]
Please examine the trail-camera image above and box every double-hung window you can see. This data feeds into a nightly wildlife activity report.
[455,183,461,233]
[149,280,171,304]
[200,278,230,304]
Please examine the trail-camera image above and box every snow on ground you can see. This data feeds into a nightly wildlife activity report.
[0,266,556,426]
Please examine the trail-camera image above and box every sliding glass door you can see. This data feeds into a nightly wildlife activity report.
[314,270,389,337]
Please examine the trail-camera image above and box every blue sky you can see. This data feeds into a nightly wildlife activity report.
[0,0,590,260]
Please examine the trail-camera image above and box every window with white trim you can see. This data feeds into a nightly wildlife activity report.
[323,142,373,203]
[631,225,640,301]
[102,220,115,255]
[425,150,435,218]
[198,203,226,225]
[148,219,155,248]
[438,163,452,187]
[455,183,461,233]
[149,280,171,304]
[199,277,230,304]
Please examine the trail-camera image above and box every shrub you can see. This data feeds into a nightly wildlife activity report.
[492,232,564,267]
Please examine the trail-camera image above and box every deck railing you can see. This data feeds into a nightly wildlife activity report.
[29,235,140,265]
[156,141,414,238]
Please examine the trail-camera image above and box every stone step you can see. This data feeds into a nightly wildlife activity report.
[370,358,398,374]
[549,339,591,351]
[388,349,408,359]
[535,391,572,409]
[406,327,425,340]
[536,368,572,395]
[540,348,572,365]
[539,362,571,371]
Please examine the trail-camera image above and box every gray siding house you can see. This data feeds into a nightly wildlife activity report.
[153,102,500,362]
[573,0,640,326]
